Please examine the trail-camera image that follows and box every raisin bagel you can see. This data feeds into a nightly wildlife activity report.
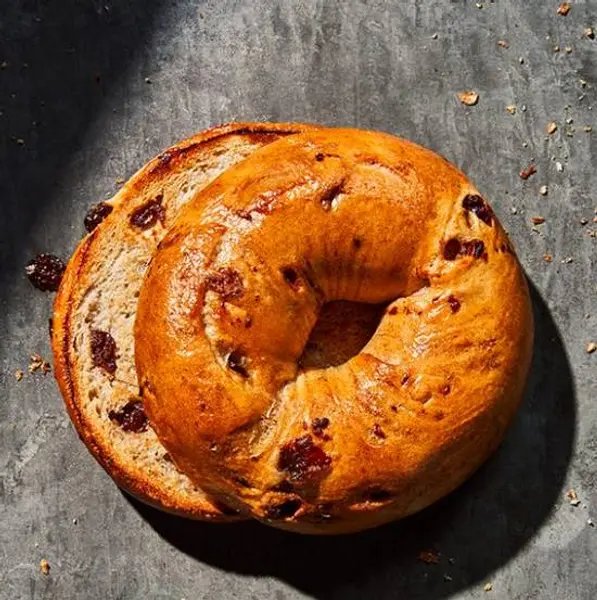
[135,128,534,534]
[52,122,321,519]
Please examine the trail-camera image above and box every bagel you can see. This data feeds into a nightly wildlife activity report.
[52,122,321,519]
[135,127,533,534]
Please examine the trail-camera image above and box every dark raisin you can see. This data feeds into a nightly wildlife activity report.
[462,194,493,226]
[440,384,451,395]
[388,306,398,315]
[264,499,302,520]
[277,435,332,483]
[315,153,325,162]
[25,254,66,292]
[233,475,251,488]
[401,373,410,385]
[90,329,117,374]
[205,268,244,300]
[271,480,294,493]
[362,487,393,502]
[129,195,165,230]
[447,295,461,313]
[281,266,300,289]
[463,239,485,259]
[84,202,113,232]
[391,405,398,413]
[352,237,362,249]
[227,350,249,378]
[108,399,148,433]
[372,424,386,439]
[312,417,330,439]
[443,238,462,260]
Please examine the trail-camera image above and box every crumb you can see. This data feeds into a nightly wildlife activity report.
[586,342,597,354]
[15,138,25,145]
[519,57,525,64]
[506,104,516,114]
[484,582,493,592]
[584,126,592,132]
[561,257,573,264]
[532,216,546,225]
[457,91,479,106]
[0,60,8,69]
[557,3,571,16]
[72,518,78,525]
[585,27,595,39]
[543,254,553,262]
[547,122,558,134]
[581,217,589,225]
[476,2,483,8]
[40,558,50,575]
[553,45,560,52]
[418,549,441,564]
[556,161,564,172]
[580,79,587,87]
[511,206,518,214]
[588,519,595,527]
[115,177,125,184]
[431,33,438,39]
[520,165,537,180]
[498,40,509,48]
[144,77,152,84]
[448,557,456,565]
[567,488,581,506]
[28,353,43,373]
[565,46,573,53]
[15,369,24,381]
[444,573,453,582]
[539,185,548,196]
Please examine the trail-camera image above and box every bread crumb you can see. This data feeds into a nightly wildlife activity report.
[40,558,50,575]
[498,40,509,48]
[561,257,573,264]
[444,573,453,582]
[457,91,479,106]
[543,254,553,262]
[532,216,545,225]
[565,46,573,53]
[584,126,592,132]
[418,549,441,564]
[556,161,564,172]
[588,518,595,527]
[28,353,43,373]
[484,582,493,592]
[520,165,537,180]
[557,3,571,16]
[586,342,597,354]
[553,45,560,52]
[539,185,548,196]
[506,104,516,114]
[547,122,558,134]
[15,369,24,381]
[567,488,581,505]
[585,27,595,39]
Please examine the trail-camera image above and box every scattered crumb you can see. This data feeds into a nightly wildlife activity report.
[506,104,517,114]
[444,573,453,582]
[476,2,483,8]
[520,165,537,180]
[585,27,595,39]
[580,78,587,87]
[543,254,553,262]
[553,45,560,52]
[539,185,548,196]
[567,488,581,506]
[418,549,441,564]
[484,582,493,592]
[457,91,479,106]
[431,33,438,40]
[587,342,597,354]
[557,3,571,16]
[144,77,152,84]
[588,519,595,527]
[565,46,573,53]
[15,369,24,381]
[556,161,564,172]
[115,177,125,184]
[561,257,573,264]
[583,125,592,132]
[15,138,25,145]
[581,217,589,225]
[511,206,518,214]
[547,121,558,134]
[532,216,546,225]
[40,558,50,576]
[28,353,51,375]
[519,56,525,64]
[72,518,78,525]
[498,39,509,48]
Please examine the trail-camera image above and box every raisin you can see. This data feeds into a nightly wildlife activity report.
[281,266,300,289]
[312,417,330,439]
[129,195,165,229]
[401,373,410,385]
[315,153,325,162]
[447,295,461,313]
[388,306,398,315]
[264,499,302,520]
[462,194,493,226]
[84,202,113,232]
[205,268,244,300]
[25,254,65,292]
[443,238,462,261]
[90,329,117,374]
[227,350,249,378]
[441,384,451,395]
[352,237,362,249]
[108,399,148,433]
[372,424,386,439]
[277,435,332,483]
[362,487,393,502]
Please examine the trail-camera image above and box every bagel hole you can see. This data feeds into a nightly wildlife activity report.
[298,300,386,370]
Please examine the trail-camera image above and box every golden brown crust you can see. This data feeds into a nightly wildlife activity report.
[52,122,318,519]
[136,128,534,533]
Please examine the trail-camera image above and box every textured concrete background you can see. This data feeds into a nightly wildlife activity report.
[0,1,596,598]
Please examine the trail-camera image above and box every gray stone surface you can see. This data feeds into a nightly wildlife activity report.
[0,1,595,598]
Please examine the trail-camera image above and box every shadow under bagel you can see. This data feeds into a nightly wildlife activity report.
[127,278,575,599]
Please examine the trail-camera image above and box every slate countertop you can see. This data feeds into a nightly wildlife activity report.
[1,1,595,599]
